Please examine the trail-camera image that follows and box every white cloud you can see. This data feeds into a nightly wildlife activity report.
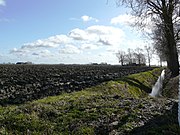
[106,38,150,54]
[32,52,39,56]
[0,0,5,6]
[22,35,70,49]
[123,39,148,50]
[111,14,155,34]
[87,25,115,35]
[86,25,125,46]
[98,38,112,45]
[10,48,30,56]
[69,28,88,40]
[81,15,99,22]
[59,45,81,54]
[69,25,125,46]
[32,50,54,57]
[80,44,98,50]
[111,14,136,25]
[10,25,125,63]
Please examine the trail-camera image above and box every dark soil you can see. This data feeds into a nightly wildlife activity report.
[0,64,154,105]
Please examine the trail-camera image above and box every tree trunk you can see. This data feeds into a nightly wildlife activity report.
[163,14,179,77]
[148,58,150,67]
[120,60,123,66]
[160,59,162,67]
[166,44,179,77]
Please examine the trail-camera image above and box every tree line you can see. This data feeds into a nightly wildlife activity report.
[116,0,180,77]
[116,46,155,67]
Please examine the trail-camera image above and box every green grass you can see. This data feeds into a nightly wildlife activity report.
[0,68,169,134]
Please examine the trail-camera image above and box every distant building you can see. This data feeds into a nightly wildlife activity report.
[24,62,33,64]
[16,61,33,65]
[100,62,108,65]
[91,63,98,65]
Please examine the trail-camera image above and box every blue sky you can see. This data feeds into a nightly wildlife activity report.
[0,0,154,64]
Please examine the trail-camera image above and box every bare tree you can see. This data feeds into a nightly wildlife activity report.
[116,0,180,77]
[152,25,167,67]
[140,53,146,65]
[144,45,154,67]
[116,50,126,66]
[158,52,166,67]
[134,47,146,65]
[126,48,134,64]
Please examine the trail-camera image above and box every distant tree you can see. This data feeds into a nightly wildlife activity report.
[134,47,146,65]
[116,0,180,77]
[144,45,154,67]
[158,52,166,67]
[126,48,134,65]
[153,23,168,66]
[139,53,146,65]
[116,50,126,66]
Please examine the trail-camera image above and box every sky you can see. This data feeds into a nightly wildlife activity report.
[0,0,156,64]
